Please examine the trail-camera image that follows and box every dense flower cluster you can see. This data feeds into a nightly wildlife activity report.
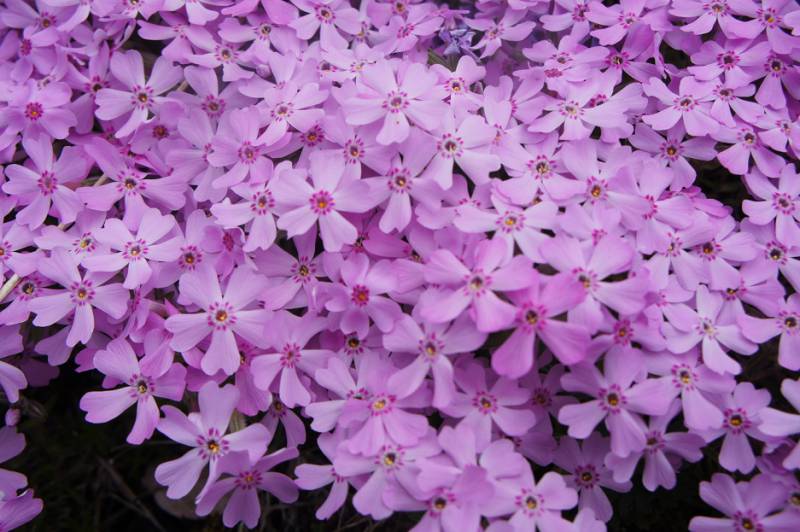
[1,0,800,530]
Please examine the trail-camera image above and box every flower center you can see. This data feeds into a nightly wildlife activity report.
[526,496,538,510]
[351,285,370,306]
[25,102,44,121]
[310,191,335,214]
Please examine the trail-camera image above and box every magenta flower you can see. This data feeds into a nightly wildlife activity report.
[648,351,735,431]
[605,400,704,491]
[322,253,401,337]
[254,231,323,311]
[165,265,270,376]
[196,448,299,528]
[642,77,720,136]
[528,80,637,140]
[540,235,648,332]
[689,474,796,531]
[370,152,443,233]
[343,60,447,145]
[29,249,129,347]
[2,135,86,229]
[553,434,631,522]
[760,377,800,470]
[664,285,757,375]
[499,471,578,531]
[701,382,772,474]
[413,423,528,532]
[492,272,589,378]
[289,0,362,49]
[250,311,332,407]
[210,166,281,252]
[558,351,674,457]
[79,138,187,224]
[155,382,270,499]
[272,151,382,252]
[333,430,440,519]
[95,51,182,138]
[744,165,800,248]
[420,113,502,189]
[84,208,182,289]
[419,238,535,333]
[294,431,352,520]
[383,314,486,409]
[79,338,186,444]
[0,490,43,531]
[444,361,537,451]
[466,9,535,57]
[740,294,800,370]
[257,80,327,145]
[716,122,785,177]
[630,123,717,190]
[325,355,429,457]
[0,326,27,404]
[0,81,76,149]
[728,0,800,54]
[207,107,275,190]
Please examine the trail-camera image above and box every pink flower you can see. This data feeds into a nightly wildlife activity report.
[294,431,352,520]
[250,311,332,407]
[642,76,721,136]
[500,471,578,531]
[664,285,758,375]
[2,134,87,229]
[83,208,183,289]
[383,314,486,409]
[759,377,800,470]
[155,382,271,499]
[558,350,674,457]
[701,382,772,474]
[289,0,362,49]
[419,238,535,333]
[207,107,275,190]
[95,51,182,138]
[322,253,401,337]
[196,448,299,528]
[689,474,796,531]
[466,9,535,57]
[444,361,537,451]
[553,434,631,522]
[343,60,447,145]
[492,272,589,378]
[29,249,129,347]
[0,81,76,150]
[0,326,27,403]
[79,338,186,444]
[540,235,648,332]
[210,164,284,252]
[605,400,704,491]
[165,265,270,376]
[272,151,382,252]
[743,166,800,246]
